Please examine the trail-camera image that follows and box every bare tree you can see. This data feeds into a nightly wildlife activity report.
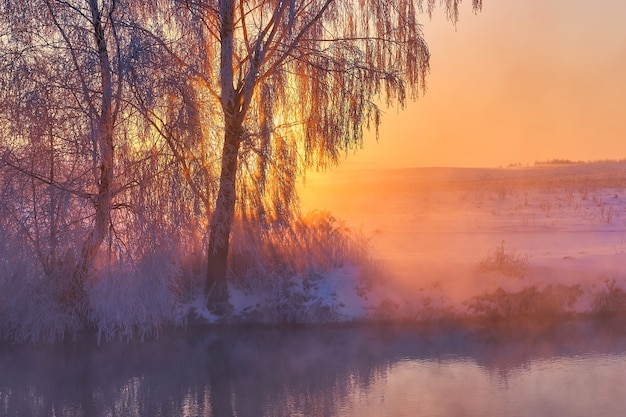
[153,0,482,312]
[0,0,131,313]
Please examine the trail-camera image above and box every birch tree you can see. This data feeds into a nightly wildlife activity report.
[0,0,130,313]
[156,0,482,312]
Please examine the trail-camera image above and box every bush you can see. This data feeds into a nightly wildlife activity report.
[87,251,182,343]
[478,241,528,278]
[592,279,626,314]
[0,266,81,343]
[226,211,380,323]
[466,285,582,319]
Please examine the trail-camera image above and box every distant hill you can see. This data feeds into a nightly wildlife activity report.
[305,160,626,192]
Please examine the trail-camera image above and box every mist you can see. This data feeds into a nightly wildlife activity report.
[2,322,626,417]
[300,160,626,320]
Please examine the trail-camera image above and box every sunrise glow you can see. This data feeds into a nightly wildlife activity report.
[324,0,626,171]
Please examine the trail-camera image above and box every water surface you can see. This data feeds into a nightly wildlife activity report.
[2,320,626,416]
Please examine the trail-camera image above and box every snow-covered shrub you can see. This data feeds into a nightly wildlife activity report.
[226,211,379,323]
[0,247,80,342]
[87,249,183,343]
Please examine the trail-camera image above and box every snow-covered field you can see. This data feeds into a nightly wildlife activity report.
[300,161,626,319]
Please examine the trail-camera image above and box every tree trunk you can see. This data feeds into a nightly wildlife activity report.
[63,1,114,313]
[205,0,242,314]
[205,127,241,313]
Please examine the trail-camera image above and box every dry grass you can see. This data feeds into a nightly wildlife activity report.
[478,241,528,278]
[592,279,626,314]
[466,285,582,319]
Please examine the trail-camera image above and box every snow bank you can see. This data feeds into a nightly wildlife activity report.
[225,265,370,323]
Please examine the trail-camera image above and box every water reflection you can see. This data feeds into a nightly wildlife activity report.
[1,320,626,417]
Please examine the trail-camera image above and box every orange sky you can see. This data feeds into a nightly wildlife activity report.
[332,0,626,170]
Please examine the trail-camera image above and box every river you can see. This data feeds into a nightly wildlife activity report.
[2,319,626,416]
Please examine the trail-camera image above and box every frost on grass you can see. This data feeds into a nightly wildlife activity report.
[87,252,182,343]
[0,250,80,343]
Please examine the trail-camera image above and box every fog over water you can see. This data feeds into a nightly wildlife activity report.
[2,322,626,417]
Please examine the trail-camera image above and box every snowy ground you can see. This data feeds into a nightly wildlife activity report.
[299,161,626,319]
